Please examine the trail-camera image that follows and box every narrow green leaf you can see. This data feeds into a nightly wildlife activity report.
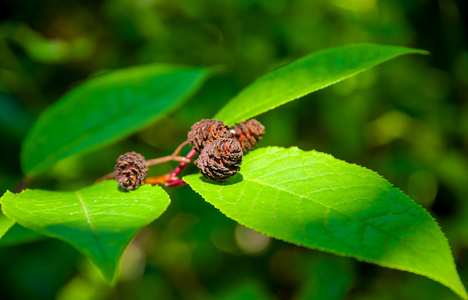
[214,44,428,125]
[184,147,467,299]
[1,181,170,283]
[22,65,210,176]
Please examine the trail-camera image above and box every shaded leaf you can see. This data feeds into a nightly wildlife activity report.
[0,223,46,247]
[185,147,467,299]
[214,44,428,125]
[0,211,14,240]
[1,181,170,283]
[217,279,272,300]
[297,256,354,300]
[22,65,210,176]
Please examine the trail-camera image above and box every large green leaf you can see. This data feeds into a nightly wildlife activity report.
[214,44,428,125]
[184,147,467,299]
[1,181,170,283]
[21,65,210,176]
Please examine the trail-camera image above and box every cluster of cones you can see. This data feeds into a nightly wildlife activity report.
[188,119,264,182]
[114,118,265,190]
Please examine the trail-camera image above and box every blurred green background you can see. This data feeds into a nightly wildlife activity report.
[1,0,468,299]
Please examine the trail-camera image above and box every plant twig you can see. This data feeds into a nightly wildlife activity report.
[13,177,31,193]
[167,149,198,181]
[95,172,116,183]
[145,148,198,187]
[144,175,168,185]
[146,155,191,167]
[171,140,189,157]
[98,141,197,187]
[165,179,186,187]
[96,154,191,183]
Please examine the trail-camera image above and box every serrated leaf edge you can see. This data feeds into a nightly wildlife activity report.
[185,146,467,299]
[215,44,428,125]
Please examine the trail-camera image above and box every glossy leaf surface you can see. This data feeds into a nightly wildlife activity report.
[22,65,210,176]
[1,181,170,282]
[215,44,428,125]
[185,147,466,299]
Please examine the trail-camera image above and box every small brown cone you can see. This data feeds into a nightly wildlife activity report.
[114,152,148,190]
[197,138,243,182]
[231,119,265,152]
[187,119,232,153]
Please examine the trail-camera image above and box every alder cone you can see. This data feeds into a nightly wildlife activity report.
[231,119,265,152]
[197,138,243,182]
[187,119,232,153]
[114,151,148,190]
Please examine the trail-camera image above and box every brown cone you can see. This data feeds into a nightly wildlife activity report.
[231,119,265,152]
[114,152,148,190]
[187,119,232,153]
[197,138,243,182]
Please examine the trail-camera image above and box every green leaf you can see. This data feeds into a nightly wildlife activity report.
[21,65,210,176]
[297,256,354,300]
[217,279,272,300]
[0,211,14,240]
[0,223,46,247]
[1,181,170,283]
[214,44,428,125]
[184,147,467,299]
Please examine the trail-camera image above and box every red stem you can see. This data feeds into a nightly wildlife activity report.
[165,179,186,187]
[166,149,197,181]
[145,148,197,187]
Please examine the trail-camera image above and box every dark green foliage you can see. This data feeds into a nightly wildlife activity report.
[1,0,467,299]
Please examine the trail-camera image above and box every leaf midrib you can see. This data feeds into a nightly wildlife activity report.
[218,45,426,124]
[228,175,447,273]
[241,174,435,241]
[202,175,460,293]
[75,191,106,260]
[222,64,373,124]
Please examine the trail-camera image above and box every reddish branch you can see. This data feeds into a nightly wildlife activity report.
[145,148,197,187]
[97,140,197,187]
[13,177,31,194]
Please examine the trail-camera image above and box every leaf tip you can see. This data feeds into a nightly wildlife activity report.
[410,48,430,56]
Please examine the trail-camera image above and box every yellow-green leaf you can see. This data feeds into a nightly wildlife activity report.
[185,147,466,299]
[1,181,170,283]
